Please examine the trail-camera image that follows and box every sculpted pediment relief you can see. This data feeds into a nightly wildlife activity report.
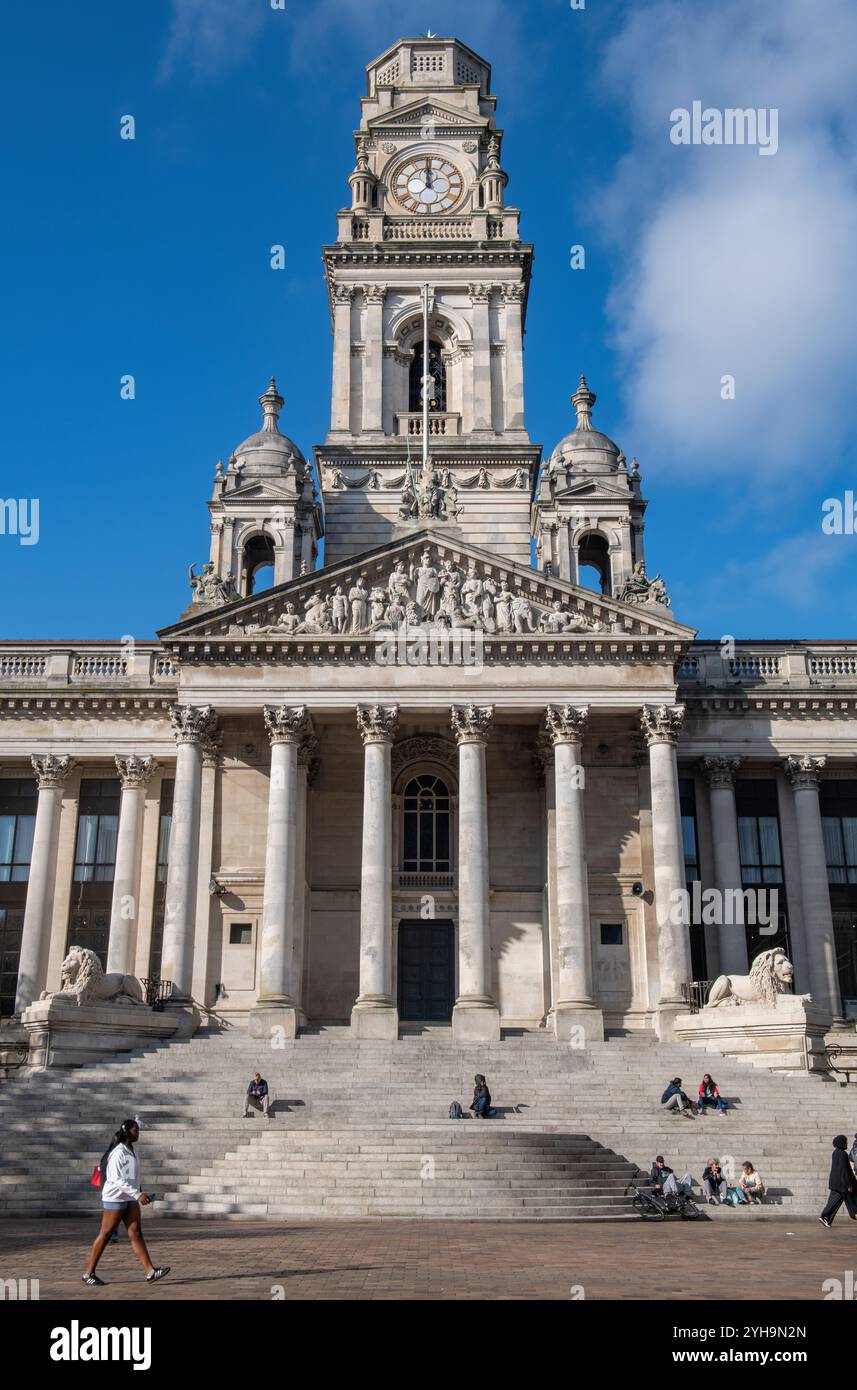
[159,529,695,652]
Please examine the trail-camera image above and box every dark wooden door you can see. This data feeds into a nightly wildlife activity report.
[397,920,454,1021]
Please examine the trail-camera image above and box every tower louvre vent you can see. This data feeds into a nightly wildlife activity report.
[412,51,446,74]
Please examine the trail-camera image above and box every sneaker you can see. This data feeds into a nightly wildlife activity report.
[818,1217,832,1228]
[81,1273,106,1286]
[145,1266,171,1283]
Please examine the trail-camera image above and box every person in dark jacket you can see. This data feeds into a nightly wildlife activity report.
[702,1158,728,1204]
[650,1155,694,1198]
[661,1077,694,1117]
[243,1072,271,1118]
[819,1135,857,1227]
[470,1074,495,1119]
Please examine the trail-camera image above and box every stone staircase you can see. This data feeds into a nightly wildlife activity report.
[0,1026,852,1219]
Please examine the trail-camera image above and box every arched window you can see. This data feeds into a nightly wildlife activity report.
[402,774,450,872]
[409,340,447,412]
[576,533,612,596]
[243,534,276,595]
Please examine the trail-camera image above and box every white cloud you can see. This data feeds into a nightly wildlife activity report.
[597,0,857,480]
[159,0,266,81]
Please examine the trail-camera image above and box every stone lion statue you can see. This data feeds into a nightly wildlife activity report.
[40,946,145,1008]
[707,948,811,1009]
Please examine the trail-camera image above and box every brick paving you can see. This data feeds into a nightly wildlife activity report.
[1,1215,853,1300]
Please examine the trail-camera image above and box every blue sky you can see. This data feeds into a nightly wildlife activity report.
[2,0,855,640]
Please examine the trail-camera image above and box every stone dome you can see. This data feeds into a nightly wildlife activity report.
[548,376,623,476]
[230,378,307,479]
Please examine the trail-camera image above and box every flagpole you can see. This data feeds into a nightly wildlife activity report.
[422,282,430,467]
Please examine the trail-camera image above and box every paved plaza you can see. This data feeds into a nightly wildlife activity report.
[3,1216,853,1301]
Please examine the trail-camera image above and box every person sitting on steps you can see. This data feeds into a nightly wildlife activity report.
[243,1071,271,1119]
[649,1154,695,1199]
[738,1160,766,1204]
[470,1074,496,1119]
[661,1077,694,1117]
[697,1073,728,1116]
[702,1157,728,1204]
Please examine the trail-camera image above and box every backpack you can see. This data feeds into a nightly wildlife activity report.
[448,1101,463,1119]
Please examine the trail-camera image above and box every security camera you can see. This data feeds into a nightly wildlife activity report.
[631,881,644,897]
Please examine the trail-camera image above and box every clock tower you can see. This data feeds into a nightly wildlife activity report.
[315,35,541,568]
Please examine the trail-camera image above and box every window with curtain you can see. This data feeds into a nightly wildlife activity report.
[73,779,120,882]
[735,779,790,961]
[679,777,706,980]
[402,775,451,873]
[0,779,37,882]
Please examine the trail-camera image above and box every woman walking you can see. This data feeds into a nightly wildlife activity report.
[82,1118,170,1286]
[819,1134,857,1228]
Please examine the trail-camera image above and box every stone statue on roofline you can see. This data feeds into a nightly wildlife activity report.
[617,561,671,609]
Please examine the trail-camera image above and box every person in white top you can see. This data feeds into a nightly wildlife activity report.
[82,1118,170,1286]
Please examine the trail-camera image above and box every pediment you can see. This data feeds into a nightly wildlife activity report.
[159,529,696,659]
[368,99,487,134]
[551,478,634,505]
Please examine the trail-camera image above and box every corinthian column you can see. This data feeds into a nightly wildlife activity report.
[250,705,309,1039]
[107,756,158,977]
[451,704,500,1041]
[15,754,75,1014]
[700,755,748,977]
[362,285,385,434]
[783,755,841,1019]
[351,705,399,1039]
[161,705,218,1002]
[544,706,603,1042]
[641,705,691,1035]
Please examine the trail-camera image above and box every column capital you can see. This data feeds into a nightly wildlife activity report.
[451,703,494,744]
[364,284,386,305]
[640,703,685,746]
[357,704,399,745]
[31,753,75,789]
[114,754,158,789]
[264,704,309,746]
[700,754,742,788]
[544,704,589,746]
[783,754,826,789]
[170,705,218,746]
[333,284,356,304]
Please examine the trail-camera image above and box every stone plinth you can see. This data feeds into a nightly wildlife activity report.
[674,996,832,1073]
[20,998,181,1069]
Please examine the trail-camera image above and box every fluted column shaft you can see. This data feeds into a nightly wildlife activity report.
[161,706,217,1000]
[15,755,75,1014]
[451,704,500,1041]
[701,756,748,977]
[107,756,158,976]
[545,706,603,1041]
[249,706,309,1037]
[642,706,692,1028]
[351,705,399,1039]
[784,756,841,1019]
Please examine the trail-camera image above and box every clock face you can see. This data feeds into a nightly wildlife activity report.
[391,156,464,214]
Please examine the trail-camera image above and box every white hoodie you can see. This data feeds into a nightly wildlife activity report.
[101,1143,142,1204]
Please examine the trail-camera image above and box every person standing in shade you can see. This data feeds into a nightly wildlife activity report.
[819,1134,857,1227]
[243,1072,271,1119]
[82,1119,169,1286]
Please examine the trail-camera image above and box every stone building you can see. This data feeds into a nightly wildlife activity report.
[1,36,855,1048]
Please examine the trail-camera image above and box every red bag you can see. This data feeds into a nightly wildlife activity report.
[89,1164,102,1189]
